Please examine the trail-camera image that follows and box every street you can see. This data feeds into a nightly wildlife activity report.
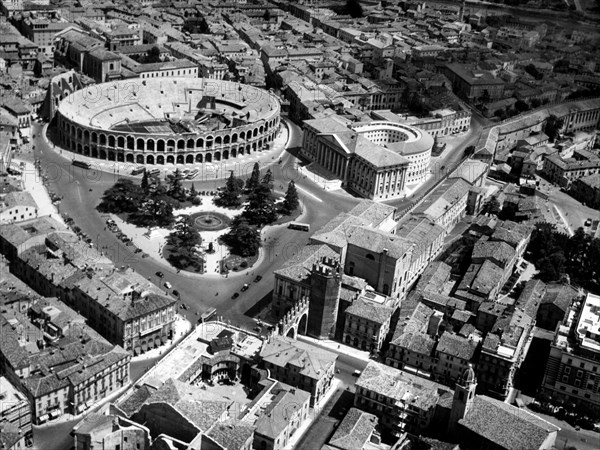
[32,120,361,331]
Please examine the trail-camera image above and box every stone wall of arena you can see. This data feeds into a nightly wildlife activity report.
[54,79,281,166]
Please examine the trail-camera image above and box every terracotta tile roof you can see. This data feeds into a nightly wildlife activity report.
[356,361,452,410]
[206,421,254,450]
[345,297,394,324]
[260,335,337,380]
[436,332,477,361]
[255,384,310,439]
[141,378,229,432]
[472,239,516,268]
[345,225,413,260]
[541,283,578,313]
[328,407,377,450]
[459,395,559,450]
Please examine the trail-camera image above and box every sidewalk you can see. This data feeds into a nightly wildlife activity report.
[15,158,65,225]
[297,335,370,363]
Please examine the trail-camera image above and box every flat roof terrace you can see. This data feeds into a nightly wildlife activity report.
[137,322,262,389]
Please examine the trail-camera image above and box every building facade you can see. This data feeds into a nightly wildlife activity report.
[259,335,337,406]
[354,361,453,436]
[542,293,600,414]
[302,116,434,201]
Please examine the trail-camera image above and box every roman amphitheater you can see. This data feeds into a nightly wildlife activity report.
[54,78,281,165]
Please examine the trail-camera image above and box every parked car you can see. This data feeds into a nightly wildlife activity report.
[172,290,180,297]
[164,281,172,289]
[156,271,164,278]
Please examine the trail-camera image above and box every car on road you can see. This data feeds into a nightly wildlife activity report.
[254,275,262,283]
[241,283,249,292]
[232,292,239,299]
[156,271,164,278]
[172,290,179,297]
[164,281,172,289]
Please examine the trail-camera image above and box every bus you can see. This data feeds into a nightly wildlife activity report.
[187,169,199,179]
[288,222,310,232]
[72,160,91,169]
[131,167,145,176]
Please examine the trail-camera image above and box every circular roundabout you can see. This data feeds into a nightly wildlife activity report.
[190,211,231,231]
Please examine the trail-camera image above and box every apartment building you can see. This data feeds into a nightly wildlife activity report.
[0,192,38,224]
[0,216,176,352]
[0,376,31,448]
[342,292,394,354]
[477,306,535,400]
[0,297,130,425]
[259,335,337,406]
[542,292,600,412]
[354,361,453,435]
[442,64,505,101]
[413,178,471,232]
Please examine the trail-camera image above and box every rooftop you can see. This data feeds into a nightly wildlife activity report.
[576,292,600,353]
[436,331,477,361]
[327,408,377,450]
[459,395,559,450]
[140,378,230,432]
[413,178,471,221]
[345,225,414,260]
[260,335,337,380]
[345,296,394,324]
[255,383,310,439]
[356,361,452,411]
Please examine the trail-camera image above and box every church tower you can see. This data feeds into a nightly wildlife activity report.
[447,364,477,436]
